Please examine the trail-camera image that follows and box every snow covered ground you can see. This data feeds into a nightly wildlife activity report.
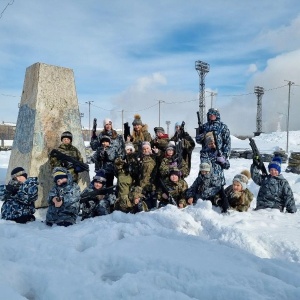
[0,132,300,300]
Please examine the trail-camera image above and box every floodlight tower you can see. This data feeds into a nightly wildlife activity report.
[195,60,210,125]
[254,86,264,136]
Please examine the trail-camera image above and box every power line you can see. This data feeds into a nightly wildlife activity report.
[0,0,14,19]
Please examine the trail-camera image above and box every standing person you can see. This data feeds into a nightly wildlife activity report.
[129,114,152,152]
[196,108,231,161]
[80,170,116,220]
[92,135,118,187]
[251,156,296,213]
[90,118,124,157]
[170,121,195,174]
[224,170,254,212]
[0,167,39,223]
[185,162,227,212]
[49,131,84,183]
[46,167,81,227]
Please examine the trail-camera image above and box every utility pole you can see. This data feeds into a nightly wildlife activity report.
[210,92,217,108]
[166,120,171,136]
[85,101,94,138]
[254,86,264,136]
[284,80,294,153]
[121,109,124,135]
[195,60,210,124]
[158,100,165,126]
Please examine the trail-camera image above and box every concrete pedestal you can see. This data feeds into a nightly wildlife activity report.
[6,62,90,207]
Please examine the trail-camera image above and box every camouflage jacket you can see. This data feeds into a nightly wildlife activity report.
[224,185,253,212]
[139,155,156,192]
[81,183,116,219]
[185,172,222,201]
[170,131,195,154]
[93,145,119,174]
[49,143,84,182]
[46,168,81,225]
[1,177,39,220]
[159,156,189,179]
[90,129,125,157]
[196,111,231,158]
[157,178,188,206]
[251,164,297,213]
[200,148,230,186]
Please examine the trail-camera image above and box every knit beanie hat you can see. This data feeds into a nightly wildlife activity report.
[166,141,176,152]
[125,142,135,153]
[100,135,111,144]
[61,131,73,142]
[131,186,144,199]
[175,121,181,128]
[11,167,27,179]
[93,169,106,183]
[142,141,151,148]
[233,169,251,190]
[154,126,165,133]
[53,169,68,182]
[103,118,112,127]
[169,167,181,177]
[268,156,282,173]
[199,162,211,172]
[132,114,143,126]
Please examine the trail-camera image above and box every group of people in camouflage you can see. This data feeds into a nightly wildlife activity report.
[0,108,296,225]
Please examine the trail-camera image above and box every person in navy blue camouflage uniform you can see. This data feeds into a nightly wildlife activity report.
[0,167,38,223]
[185,162,223,207]
[92,135,119,187]
[90,118,124,157]
[81,170,116,220]
[46,167,81,227]
[251,156,296,213]
[200,134,230,186]
[196,108,231,161]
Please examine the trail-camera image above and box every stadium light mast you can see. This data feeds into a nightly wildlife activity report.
[284,80,294,153]
[254,86,264,136]
[195,61,210,125]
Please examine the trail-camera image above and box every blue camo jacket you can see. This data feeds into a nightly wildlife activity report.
[251,164,297,213]
[46,169,81,225]
[0,177,39,220]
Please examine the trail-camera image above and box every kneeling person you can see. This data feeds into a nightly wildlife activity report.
[81,170,116,220]
[46,167,81,227]
[0,167,38,223]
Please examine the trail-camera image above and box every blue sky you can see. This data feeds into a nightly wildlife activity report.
[1,0,300,135]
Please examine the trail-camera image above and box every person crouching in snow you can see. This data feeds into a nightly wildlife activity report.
[224,170,253,212]
[251,156,296,213]
[0,167,38,223]
[157,167,188,209]
[80,170,116,220]
[46,167,81,227]
[185,162,222,205]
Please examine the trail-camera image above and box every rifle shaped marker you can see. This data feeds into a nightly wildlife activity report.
[158,178,177,206]
[49,149,89,172]
[92,118,97,138]
[212,131,229,213]
[249,138,268,176]
[80,185,116,204]
[124,122,131,141]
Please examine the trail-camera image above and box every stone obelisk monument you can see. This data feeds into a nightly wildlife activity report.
[6,62,90,207]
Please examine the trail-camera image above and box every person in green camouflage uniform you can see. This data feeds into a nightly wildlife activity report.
[114,142,141,207]
[157,167,188,208]
[224,170,253,212]
[159,143,189,180]
[115,186,148,214]
[49,131,84,183]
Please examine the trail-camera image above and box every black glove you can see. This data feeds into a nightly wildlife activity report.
[6,182,21,196]
[252,157,261,169]
[61,160,73,169]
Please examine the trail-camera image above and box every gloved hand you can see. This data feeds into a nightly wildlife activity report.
[61,160,73,169]
[196,133,205,144]
[216,156,226,164]
[75,165,83,173]
[6,180,21,196]
[252,158,261,169]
